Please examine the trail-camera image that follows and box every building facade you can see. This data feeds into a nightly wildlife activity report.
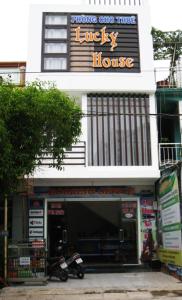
[12,0,160,268]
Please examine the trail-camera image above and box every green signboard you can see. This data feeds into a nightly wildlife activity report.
[158,170,182,266]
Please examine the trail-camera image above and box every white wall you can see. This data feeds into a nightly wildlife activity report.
[26,0,160,182]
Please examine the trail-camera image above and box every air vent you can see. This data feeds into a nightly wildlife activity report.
[88,0,142,5]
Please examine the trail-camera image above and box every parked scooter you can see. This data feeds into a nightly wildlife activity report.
[58,240,84,279]
[47,250,69,281]
[66,251,84,279]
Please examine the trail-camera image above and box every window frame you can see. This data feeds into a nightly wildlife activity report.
[41,12,70,72]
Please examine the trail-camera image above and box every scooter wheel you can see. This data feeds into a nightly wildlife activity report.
[77,271,84,279]
[60,271,68,282]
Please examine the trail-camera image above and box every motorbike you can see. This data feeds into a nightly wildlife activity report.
[47,254,69,282]
[57,239,84,279]
[66,251,84,279]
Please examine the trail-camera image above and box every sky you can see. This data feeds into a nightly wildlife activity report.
[0,0,181,61]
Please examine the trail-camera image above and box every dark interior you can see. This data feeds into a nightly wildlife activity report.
[48,200,138,266]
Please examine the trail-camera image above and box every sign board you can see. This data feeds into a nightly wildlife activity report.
[157,170,182,266]
[42,13,140,73]
[29,228,44,237]
[19,257,30,266]
[29,199,44,209]
[48,209,64,215]
[121,201,137,219]
[29,218,44,227]
[29,209,44,217]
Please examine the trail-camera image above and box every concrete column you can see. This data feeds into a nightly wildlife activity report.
[12,196,27,240]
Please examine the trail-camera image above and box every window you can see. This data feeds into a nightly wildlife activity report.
[44,43,67,54]
[42,13,69,71]
[45,29,67,39]
[45,15,67,25]
[44,57,67,70]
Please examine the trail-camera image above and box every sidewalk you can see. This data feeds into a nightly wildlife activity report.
[1,272,182,300]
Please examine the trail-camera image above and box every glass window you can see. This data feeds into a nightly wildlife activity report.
[45,29,67,39]
[44,57,67,70]
[44,43,67,53]
[45,15,67,25]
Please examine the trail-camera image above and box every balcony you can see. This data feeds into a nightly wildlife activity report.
[159,143,182,168]
[38,141,86,167]
[155,61,182,89]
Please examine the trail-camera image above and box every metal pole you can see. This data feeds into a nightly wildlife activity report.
[4,194,8,282]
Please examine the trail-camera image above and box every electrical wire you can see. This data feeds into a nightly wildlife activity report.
[0,67,181,75]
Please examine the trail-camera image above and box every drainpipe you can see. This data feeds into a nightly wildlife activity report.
[19,66,26,86]
[4,195,8,282]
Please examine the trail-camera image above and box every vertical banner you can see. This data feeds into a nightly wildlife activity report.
[140,197,157,261]
[158,170,182,266]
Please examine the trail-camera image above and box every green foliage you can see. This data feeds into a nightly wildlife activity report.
[0,81,82,193]
[152,27,182,62]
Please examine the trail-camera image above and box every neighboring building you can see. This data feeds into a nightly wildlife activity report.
[155,59,182,279]
[0,61,26,86]
[12,0,160,269]
[0,61,26,281]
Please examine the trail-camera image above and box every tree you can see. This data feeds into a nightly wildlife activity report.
[0,81,82,193]
[152,27,182,85]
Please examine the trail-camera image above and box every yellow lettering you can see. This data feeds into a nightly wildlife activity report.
[102,57,111,68]
[85,32,90,42]
[126,58,134,68]
[110,31,119,51]
[75,26,119,52]
[93,31,100,42]
[119,57,126,68]
[111,58,119,68]
[92,52,134,69]
[100,26,110,46]
[75,26,81,42]
[92,52,102,68]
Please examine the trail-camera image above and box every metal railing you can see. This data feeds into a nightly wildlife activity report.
[38,141,86,167]
[159,143,182,167]
[155,64,182,89]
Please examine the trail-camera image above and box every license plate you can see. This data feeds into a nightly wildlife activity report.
[60,262,67,269]
[76,258,83,264]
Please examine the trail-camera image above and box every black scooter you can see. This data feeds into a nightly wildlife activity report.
[58,239,84,279]
[66,251,84,279]
[47,253,69,282]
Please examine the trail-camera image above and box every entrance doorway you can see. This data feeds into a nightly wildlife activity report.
[47,199,140,266]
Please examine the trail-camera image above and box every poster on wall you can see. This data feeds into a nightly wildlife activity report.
[140,196,157,261]
[157,170,182,266]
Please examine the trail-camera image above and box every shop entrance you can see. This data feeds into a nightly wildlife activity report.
[47,199,140,266]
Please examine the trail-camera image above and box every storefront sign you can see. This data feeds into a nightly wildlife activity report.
[42,13,140,72]
[47,186,135,196]
[74,25,134,69]
[48,209,65,215]
[121,201,137,219]
[71,15,136,25]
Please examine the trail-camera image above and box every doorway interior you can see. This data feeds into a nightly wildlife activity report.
[47,199,140,267]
